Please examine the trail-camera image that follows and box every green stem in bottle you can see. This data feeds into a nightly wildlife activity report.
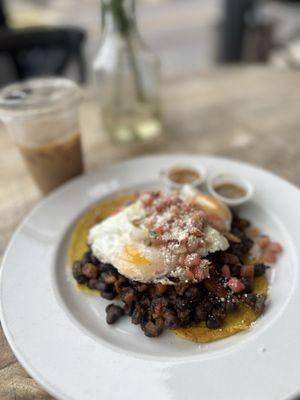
[103,0,146,103]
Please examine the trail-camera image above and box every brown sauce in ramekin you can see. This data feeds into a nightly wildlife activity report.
[168,166,201,185]
[214,182,247,199]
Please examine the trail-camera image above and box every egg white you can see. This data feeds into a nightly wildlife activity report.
[88,196,229,283]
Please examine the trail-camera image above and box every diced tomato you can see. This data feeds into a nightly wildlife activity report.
[187,236,202,252]
[193,265,210,281]
[204,278,227,297]
[179,236,189,246]
[241,264,255,282]
[263,251,278,263]
[184,253,201,267]
[223,253,240,264]
[170,205,180,215]
[151,236,168,246]
[223,232,241,243]
[155,197,172,212]
[140,193,154,207]
[246,226,260,237]
[155,224,167,235]
[268,242,283,253]
[222,264,231,278]
[189,227,202,237]
[178,254,186,266]
[259,236,271,249]
[185,269,195,281]
[227,277,245,293]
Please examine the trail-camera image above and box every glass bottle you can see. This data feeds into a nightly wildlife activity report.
[93,0,162,143]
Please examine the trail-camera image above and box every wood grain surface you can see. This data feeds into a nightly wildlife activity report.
[0,66,299,399]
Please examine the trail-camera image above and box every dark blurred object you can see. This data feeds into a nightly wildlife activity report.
[218,0,300,63]
[219,0,255,62]
[0,27,87,83]
[0,0,7,28]
[0,0,87,84]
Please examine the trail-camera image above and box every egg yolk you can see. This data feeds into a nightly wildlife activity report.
[123,245,151,266]
[191,193,231,226]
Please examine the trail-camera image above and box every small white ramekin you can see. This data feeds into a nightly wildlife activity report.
[207,172,254,207]
[161,164,206,190]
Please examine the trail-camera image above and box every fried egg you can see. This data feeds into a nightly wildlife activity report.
[180,186,232,231]
[88,194,229,283]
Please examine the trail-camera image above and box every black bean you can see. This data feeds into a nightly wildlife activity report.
[82,263,98,279]
[164,311,179,329]
[175,297,189,310]
[101,289,116,300]
[131,305,143,324]
[81,251,91,265]
[87,279,99,290]
[106,304,124,324]
[174,284,189,296]
[230,264,241,277]
[143,321,163,337]
[225,300,238,314]
[76,275,89,284]
[101,263,118,274]
[203,300,214,313]
[244,237,254,251]
[254,294,266,315]
[152,297,168,312]
[254,263,269,277]
[244,293,257,307]
[90,253,100,265]
[176,309,191,326]
[134,283,148,293]
[184,286,201,302]
[123,303,134,316]
[72,261,82,279]
[241,277,252,293]
[96,281,110,292]
[101,271,117,284]
[193,304,208,324]
[208,295,222,307]
[232,217,250,230]
[121,288,137,305]
[118,276,130,287]
[206,314,221,329]
[140,296,151,308]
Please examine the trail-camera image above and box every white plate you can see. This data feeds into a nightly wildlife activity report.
[1,154,300,400]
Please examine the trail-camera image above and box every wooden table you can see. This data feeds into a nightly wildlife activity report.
[0,66,299,399]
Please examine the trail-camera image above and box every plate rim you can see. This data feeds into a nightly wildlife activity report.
[1,153,300,400]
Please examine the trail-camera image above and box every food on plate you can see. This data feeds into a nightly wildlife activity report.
[70,188,282,342]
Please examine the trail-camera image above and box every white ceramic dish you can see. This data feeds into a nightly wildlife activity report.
[1,154,300,400]
[207,172,254,207]
[161,163,206,190]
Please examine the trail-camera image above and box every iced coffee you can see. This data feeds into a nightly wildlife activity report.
[0,78,84,194]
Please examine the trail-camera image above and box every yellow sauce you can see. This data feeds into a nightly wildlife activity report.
[68,193,268,342]
[175,275,267,343]
[68,193,138,295]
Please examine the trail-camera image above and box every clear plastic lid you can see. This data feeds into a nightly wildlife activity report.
[0,77,81,120]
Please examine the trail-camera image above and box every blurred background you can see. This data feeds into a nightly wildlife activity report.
[0,0,300,86]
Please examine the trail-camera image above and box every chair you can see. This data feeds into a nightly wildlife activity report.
[218,0,300,63]
[0,26,87,84]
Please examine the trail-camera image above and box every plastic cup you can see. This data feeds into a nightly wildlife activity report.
[0,78,83,194]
